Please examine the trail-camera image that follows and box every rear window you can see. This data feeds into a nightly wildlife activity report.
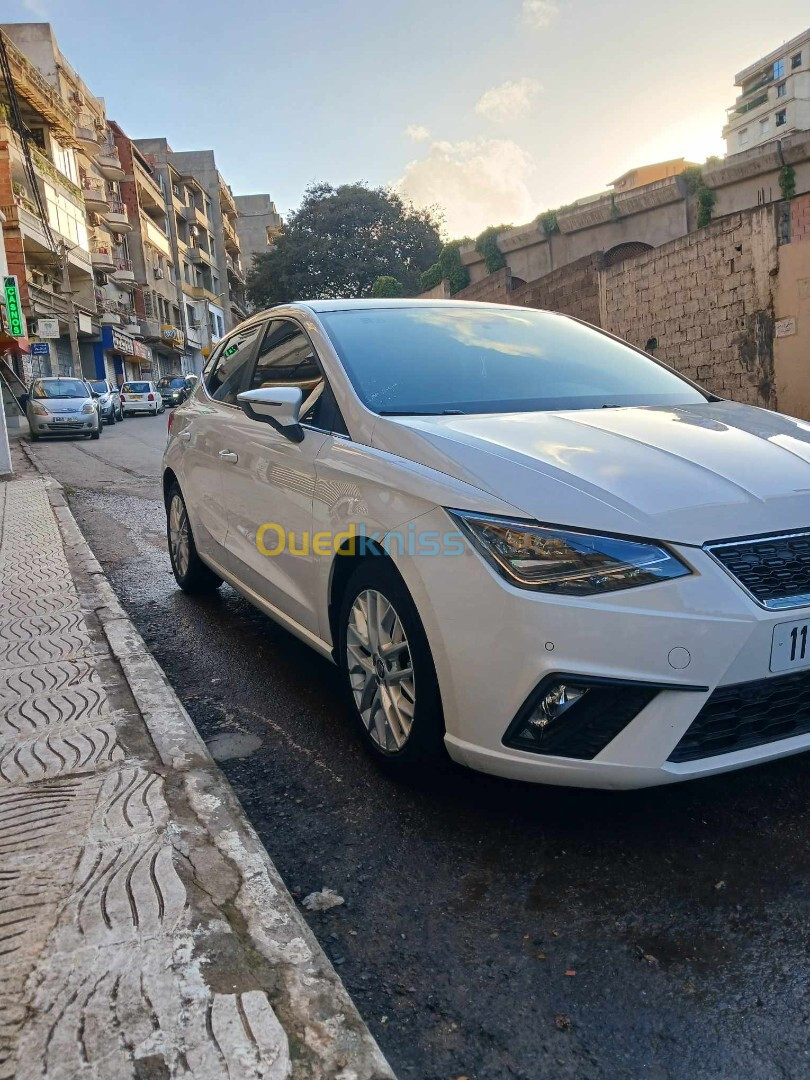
[89,380,108,393]
[122,382,150,393]
[159,377,186,388]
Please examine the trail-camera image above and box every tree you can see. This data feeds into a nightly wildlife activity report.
[247,182,442,308]
[370,275,403,298]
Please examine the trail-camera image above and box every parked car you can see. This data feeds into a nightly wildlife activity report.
[157,375,192,407]
[120,381,164,416]
[26,376,102,441]
[88,378,123,424]
[163,299,810,789]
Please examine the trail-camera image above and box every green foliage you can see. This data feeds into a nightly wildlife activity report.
[246,181,443,307]
[370,275,403,298]
[538,209,560,236]
[779,165,797,201]
[681,166,716,229]
[439,241,471,294]
[419,262,443,292]
[475,226,509,273]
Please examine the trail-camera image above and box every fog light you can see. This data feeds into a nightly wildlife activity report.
[529,683,588,729]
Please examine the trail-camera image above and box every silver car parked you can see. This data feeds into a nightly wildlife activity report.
[88,378,123,424]
[26,376,102,441]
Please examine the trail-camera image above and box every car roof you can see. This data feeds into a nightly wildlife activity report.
[294,298,514,314]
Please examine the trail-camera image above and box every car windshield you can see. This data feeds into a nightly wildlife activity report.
[159,377,186,389]
[89,380,108,394]
[319,306,710,414]
[31,379,88,400]
[122,382,150,393]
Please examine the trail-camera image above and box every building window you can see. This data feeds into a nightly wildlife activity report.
[739,127,749,147]
[776,109,787,127]
[773,59,784,79]
[760,116,770,135]
[792,52,802,69]
[777,81,787,97]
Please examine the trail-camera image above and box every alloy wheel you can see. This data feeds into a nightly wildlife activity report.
[346,589,416,753]
[168,493,191,578]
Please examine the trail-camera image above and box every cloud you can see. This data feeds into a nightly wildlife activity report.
[476,78,542,124]
[397,138,537,238]
[521,0,559,29]
[404,124,430,143]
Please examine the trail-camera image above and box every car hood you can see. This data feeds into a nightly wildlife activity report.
[370,401,810,545]
[38,399,88,414]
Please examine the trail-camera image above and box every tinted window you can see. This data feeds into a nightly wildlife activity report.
[32,379,88,399]
[159,377,186,389]
[319,307,710,415]
[89,380,108,393]
[203,323,263,405]
[251,320,334,428]
[122,382,151,393]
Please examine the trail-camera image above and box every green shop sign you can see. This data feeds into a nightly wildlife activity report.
[3,276,24,337]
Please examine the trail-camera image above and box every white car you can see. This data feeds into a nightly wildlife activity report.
[120,380,164,416]
[163,299,810,789]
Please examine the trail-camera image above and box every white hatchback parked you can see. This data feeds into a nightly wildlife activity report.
[163,300,810,789]
[121,380,164,416]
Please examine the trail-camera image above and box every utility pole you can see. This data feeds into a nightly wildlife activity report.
[59,243,81,377]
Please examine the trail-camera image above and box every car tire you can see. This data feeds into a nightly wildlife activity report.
[118,406,124,420]
[91,424,101,440]
[159,404,165,414]
[166,482,223,594]
[108,411,116,425]
[337,558,445,773]
[29,431,39,442]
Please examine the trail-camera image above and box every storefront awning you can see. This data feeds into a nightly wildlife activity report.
[0,333,30,355]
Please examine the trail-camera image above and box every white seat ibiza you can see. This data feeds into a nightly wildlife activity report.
[163,299,810,789]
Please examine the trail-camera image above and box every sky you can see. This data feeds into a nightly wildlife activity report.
[6,0,810,238]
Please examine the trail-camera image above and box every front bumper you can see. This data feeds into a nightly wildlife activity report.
[394,507,810,789]
[31,416,96,434]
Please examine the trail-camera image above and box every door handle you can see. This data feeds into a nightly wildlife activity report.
[219,450,239,462]
[178,431,191,441]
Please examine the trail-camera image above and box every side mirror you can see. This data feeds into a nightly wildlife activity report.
[90,390,101,398]
[237,386,304,443]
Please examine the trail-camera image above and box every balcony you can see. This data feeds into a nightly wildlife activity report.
[97,141,125,181]
[218,175,238,219]
[96,296,132,326]
[226,254,245,283]
[188,242,213,265]
[104,199,131,233]
[111,257,136,287]
[140,317,162,341]
[81,175,109,213]
[91,242,116,271]
[74,112,103,158]
[122,319,143,338]
[222,213,241,254]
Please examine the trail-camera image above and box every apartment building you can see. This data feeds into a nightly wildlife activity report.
[234,193,282,275]
[724,27,810,154]
[134,140,246,372]
[610,158,698,193]
[0,23,158,388]
[111,124,185,378]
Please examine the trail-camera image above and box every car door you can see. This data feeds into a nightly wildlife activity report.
[220,317,343,635]
[178,322,264,562]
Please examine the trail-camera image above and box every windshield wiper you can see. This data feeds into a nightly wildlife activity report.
[379,409,466,416]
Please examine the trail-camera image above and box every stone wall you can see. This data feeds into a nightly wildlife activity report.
[453,267,512,304]
[791,192,810,243]
[599,207,779,408]
[511,253,602,325]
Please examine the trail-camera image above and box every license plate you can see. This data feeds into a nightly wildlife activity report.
[52,416,68,422]
[130,394,143,400]
[770,619,810,672]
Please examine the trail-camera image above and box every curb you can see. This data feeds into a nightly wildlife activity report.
[20,443,395,1080]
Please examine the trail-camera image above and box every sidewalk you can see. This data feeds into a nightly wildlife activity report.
[0,466,395,1080]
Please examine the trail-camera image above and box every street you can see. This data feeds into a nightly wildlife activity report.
[26,418,810,1080]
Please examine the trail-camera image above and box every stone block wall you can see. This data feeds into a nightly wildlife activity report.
[510,253,602,325]
[599,208,779,408]
[792,192,810,243]
[453,267,512,304]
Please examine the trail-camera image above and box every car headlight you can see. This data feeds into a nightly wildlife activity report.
[448,510,691,596]
[81,402,95,413]
[30,402,48,416]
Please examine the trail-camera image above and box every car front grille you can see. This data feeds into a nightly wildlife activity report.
[706,530,810,609]
[668,668,810,762]
[47,421,84,430]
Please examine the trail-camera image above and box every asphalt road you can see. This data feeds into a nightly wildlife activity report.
[25,417,810,1080]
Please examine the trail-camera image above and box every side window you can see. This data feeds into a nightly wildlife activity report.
[203,322,264,405]
[250,319,347,433]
